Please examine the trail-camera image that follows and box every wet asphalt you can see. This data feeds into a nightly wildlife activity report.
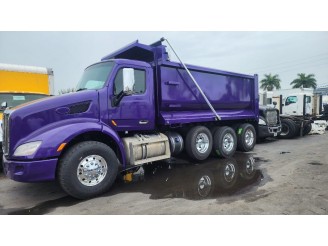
[0,133,328,215]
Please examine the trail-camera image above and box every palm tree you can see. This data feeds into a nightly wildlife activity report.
[290,73,317,89]
[260,74,281,91]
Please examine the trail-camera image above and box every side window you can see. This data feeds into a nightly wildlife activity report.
[114,69,123,95]
[134,70,146,94]
[286,96,297,105]
[114,68,146,95]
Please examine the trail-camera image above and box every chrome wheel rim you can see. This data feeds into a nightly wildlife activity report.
[245,129,254,146]
[224,163,236,182]
[197,175,212,197]
[77,155,108,186]
[196,133,209,154]
[223,133,234,152]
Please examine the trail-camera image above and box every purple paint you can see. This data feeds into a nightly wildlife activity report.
[3,39,265,183]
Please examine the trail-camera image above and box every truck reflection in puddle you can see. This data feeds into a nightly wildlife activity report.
[121,153,264,200]
[5,153,264,214]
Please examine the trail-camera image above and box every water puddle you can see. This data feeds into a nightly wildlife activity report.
[3,153,269,214]
[117,152,267,201]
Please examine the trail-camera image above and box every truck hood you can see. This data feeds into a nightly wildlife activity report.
[6,90,100,152]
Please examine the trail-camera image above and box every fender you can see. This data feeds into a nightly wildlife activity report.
[101,124,126,167]
[12,119,125,167]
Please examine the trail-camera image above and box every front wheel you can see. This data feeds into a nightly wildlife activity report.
[279,119,297,139]
[58,141,119,199]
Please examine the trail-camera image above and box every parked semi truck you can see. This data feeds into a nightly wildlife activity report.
[0,63,54,167]
[261,89,325,138]
[2,38,280,199]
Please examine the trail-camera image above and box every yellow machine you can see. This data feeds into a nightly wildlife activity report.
[0,63,54,150]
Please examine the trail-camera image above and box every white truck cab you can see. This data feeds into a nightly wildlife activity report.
[282,93,312,115]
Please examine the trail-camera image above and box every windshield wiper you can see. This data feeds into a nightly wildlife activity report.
[76,88,88,92]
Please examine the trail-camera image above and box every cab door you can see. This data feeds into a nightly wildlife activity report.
[283,95,299,115]
[108,65,155,131]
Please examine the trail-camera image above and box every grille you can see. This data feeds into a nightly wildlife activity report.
[2,112,10,155]
[266,110,278,126]
[69,101,91,114]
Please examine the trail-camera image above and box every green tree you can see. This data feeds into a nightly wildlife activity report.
[290,73,317,89]
[260,74,281,91]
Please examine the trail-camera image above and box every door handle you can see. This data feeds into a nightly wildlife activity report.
[139,120,149,125]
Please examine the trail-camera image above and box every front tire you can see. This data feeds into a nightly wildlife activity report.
[58,141,119,199]
[279,119,297,139]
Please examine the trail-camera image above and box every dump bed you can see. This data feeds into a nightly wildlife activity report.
[158,62,258,125]
[102,40,259,125]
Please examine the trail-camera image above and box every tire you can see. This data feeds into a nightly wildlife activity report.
[185,126,213,161]
[303,123,312,135]
[216,159,238,190]
[279,119,297,139]
[212,126,237,158]
[236,123,256,152]
[58,141,119,199]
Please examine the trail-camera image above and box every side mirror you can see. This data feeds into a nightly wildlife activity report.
[123,68,135,94]
[1,101,8,110]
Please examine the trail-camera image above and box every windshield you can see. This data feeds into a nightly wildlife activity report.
[76,61,114,91]
[0,93,48,112]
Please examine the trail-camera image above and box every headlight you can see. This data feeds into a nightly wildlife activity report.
[259,118,267,126]
[13,141,42,156]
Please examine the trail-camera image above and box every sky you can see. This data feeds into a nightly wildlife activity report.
[0,32,327,94]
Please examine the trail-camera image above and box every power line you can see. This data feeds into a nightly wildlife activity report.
[246,59,328,75]
[245,52,328,72]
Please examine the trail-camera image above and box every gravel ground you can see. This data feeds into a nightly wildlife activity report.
[1,133,328,215]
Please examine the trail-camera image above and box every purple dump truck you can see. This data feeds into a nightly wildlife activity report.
[2,38,280,199]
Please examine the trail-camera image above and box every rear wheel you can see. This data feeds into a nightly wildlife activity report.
[185,126,213,161]
[212,126,237,158]
[236,123,256,152]
[58,141,119,199]
[279,119,297,139]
